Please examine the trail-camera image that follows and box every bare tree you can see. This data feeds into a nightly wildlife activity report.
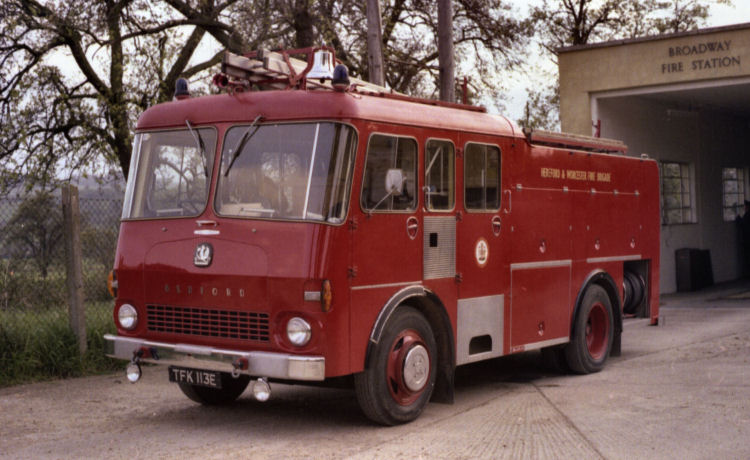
[437,0,455,102]
[366,0,385,86]
[0,0,263,188]
[1,0,531,188]
[651,0,733,34]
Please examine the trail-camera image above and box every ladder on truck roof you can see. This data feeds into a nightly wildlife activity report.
[213,47,487,113]
[217,47,391,94]
[524,128,628,155]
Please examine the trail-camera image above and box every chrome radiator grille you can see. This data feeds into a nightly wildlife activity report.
[146,305,270,342]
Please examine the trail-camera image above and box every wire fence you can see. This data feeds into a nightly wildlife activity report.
[0,188,123,385]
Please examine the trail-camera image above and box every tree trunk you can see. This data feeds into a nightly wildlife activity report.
[107,1,133,180]
[293,0,314,48]
[366,0,385,86]
[437,0,455,102]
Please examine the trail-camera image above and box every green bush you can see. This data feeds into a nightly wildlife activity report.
[0,260,67,310]
[83,264,112,303]
[0,301,120,387]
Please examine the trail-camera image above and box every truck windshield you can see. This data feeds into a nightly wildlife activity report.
[122,128,217,219]
[215,122,356,223]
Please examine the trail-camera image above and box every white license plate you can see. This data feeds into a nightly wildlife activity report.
[168,366,222,389]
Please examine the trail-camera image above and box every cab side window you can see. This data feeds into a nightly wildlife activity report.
[425,139,455,211]
[361,134,417,212]
[464,143,501,211]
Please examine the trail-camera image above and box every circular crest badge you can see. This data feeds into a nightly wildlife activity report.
[475,238,489,267]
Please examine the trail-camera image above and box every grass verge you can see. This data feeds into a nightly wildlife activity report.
[0,301,121,387]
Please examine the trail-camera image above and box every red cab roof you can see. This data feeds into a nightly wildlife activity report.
[136,89,522,139]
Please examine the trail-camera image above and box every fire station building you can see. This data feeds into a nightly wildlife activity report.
[558,23,750,293]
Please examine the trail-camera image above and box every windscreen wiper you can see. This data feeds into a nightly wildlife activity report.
[224,115,264,177]
[185,119,208,177]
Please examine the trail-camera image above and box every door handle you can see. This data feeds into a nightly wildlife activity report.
[406,216,419,240]
[492,216,502,236]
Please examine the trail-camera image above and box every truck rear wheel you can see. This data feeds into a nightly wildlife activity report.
[178,373,250,405]
[565,285,614,374]
[354,307,437,425]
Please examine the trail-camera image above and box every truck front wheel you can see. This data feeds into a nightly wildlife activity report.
[354,307,437,425]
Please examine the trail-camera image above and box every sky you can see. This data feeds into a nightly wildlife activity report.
[501,0,750,123]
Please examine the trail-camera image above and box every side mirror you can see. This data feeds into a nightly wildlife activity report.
[385,169,404,196]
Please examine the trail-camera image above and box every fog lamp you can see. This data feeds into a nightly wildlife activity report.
[286,317,311,346]
[118,304,138,330]
[126,362,142,383]
[252,378,271,402]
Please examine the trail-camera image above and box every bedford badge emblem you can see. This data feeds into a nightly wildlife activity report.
[194,242,213,267]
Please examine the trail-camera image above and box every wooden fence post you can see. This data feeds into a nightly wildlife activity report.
[62,184,87,355]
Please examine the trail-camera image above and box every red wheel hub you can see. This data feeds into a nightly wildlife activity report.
[386,329,431,406]
[585,302,609,360]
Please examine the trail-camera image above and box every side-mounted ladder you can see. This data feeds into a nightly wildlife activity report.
[524,128,628,155]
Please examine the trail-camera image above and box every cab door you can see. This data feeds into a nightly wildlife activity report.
[349,131,422,370]
[352,132,421,286]
[455,139,509,364]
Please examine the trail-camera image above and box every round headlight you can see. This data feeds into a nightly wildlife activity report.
[286,317,311,346]
[118,304,138,330]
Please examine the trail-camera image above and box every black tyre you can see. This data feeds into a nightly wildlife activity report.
[178,372,250,405]
[565,285,614,374]
[623,270,645,315]
[354,307,437,425]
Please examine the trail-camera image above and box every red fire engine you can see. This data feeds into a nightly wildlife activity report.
[105,48,660,425]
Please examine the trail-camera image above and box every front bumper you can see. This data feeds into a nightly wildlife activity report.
[104,334,325,381]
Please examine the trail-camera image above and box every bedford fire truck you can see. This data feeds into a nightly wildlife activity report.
[104,47,660,425]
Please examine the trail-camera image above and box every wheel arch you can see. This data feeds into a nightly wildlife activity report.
[573,269,623,356]
[365,285,455,404]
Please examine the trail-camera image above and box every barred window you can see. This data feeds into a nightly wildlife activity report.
[722,167,746,222]
[660,161,695,225]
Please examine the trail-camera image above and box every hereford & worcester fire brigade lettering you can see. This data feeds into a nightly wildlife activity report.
[540,167,612,182]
